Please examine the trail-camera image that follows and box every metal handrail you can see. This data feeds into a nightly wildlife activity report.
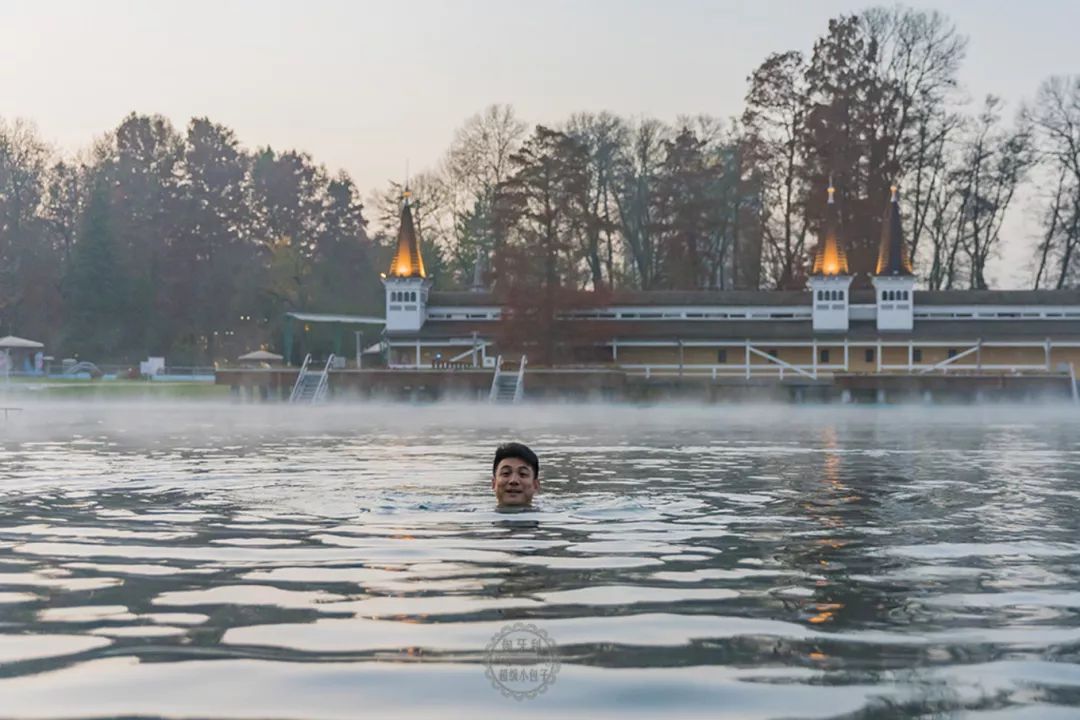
[313,354,335,402]
[514,355,527,402]
[488,355,503,402]
[1070,362,1078,405]
[288,353,312,403]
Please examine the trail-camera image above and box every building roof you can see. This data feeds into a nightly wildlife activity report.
[387,195,426,279]
[428,290,814,307]
[389,318,1080,343]
[811,185,849,276]
[286,312,385,324]
[912,289,1080,305]
[428,288,1080,309]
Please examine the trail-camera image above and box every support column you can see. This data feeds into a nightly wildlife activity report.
[744,341,750,380]
[415,340,421,368]
[908,342,913,372]
[613,337,618,362]
[1045,338,1052,371]
[812,339,817,379]
[876,339,882,373]
[283,320,294,366]
[843,339,849,371]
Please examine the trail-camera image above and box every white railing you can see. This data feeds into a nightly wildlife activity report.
[288,353,312,403]
[488,355,503,402]
[314,354,335,402]
[514,355,527,402]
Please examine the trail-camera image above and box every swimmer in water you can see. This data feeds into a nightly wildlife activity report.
[491,442,539,508]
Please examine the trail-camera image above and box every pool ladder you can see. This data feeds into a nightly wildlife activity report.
[289,353,335,403]
[489,355,526,403]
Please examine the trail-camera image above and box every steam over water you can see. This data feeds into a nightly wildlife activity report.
[1,402,1080,718]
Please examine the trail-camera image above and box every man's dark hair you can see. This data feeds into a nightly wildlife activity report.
[492,442,539,478]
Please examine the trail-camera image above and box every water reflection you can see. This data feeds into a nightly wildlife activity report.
[0,402,1079,717]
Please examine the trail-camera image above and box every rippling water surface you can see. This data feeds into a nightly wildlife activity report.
[2,401,1080,719]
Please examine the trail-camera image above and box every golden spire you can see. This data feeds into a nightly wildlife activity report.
[387,185,427,278]
[811,180,849,276]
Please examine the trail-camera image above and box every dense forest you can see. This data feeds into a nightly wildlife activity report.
[0,6,1077,364]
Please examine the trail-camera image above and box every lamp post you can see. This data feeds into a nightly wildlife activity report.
[354,330,364,370]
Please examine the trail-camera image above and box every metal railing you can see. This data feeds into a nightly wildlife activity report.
[488,355,503,402]
[514,355,527,402]
[288,354,313,403]
[313,354,335,402]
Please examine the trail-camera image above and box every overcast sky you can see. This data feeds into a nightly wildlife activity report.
[3,0,1077,286]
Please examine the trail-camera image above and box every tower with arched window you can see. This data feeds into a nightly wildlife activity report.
[382,188,431,332]
[807,183,853,332]
[872,187,915,332]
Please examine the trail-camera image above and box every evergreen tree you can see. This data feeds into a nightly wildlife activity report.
[62,181,129,361]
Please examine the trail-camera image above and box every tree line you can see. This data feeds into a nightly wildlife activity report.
[0,115,384,364]
[0,5,1077,364]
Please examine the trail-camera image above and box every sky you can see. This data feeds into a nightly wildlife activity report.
[2,0,1077,287]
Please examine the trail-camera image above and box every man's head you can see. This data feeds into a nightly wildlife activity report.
[491,442,539,506]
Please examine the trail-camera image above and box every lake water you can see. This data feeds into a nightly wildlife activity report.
[1,401,1080,719]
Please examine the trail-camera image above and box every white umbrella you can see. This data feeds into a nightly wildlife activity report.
[0,335,43,349]
[237,350,284,361]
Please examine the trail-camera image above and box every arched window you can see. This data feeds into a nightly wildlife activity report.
[839,290,845,302]
[903,290,909,301]
[886,290,893,301]
[411,291,417,302]
[392,291,398,302]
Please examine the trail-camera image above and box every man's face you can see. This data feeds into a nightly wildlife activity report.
[492,457,539,506]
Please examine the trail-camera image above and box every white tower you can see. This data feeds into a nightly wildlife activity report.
[872,187,915,332]
[382,189,432,332]
[807,183,853,332]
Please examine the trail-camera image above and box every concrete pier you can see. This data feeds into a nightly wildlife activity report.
[216,367,1079,404]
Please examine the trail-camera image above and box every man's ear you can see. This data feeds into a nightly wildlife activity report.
[491,475,497,489]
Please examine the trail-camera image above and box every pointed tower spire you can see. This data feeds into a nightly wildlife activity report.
[875,186,913,276]
[387,185,427,278]
[811,178,849,276]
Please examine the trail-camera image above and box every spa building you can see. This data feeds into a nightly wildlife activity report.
[378,187,1080,383]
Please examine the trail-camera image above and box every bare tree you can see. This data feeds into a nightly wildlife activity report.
[743,51,808,289]
[442,105,527,284]
[950,97,1034,289]
[862,7,967,272]
[612,118,670,290]
[565,112,627,289]
[0,118,52,332]
[1028,76,1080,289]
